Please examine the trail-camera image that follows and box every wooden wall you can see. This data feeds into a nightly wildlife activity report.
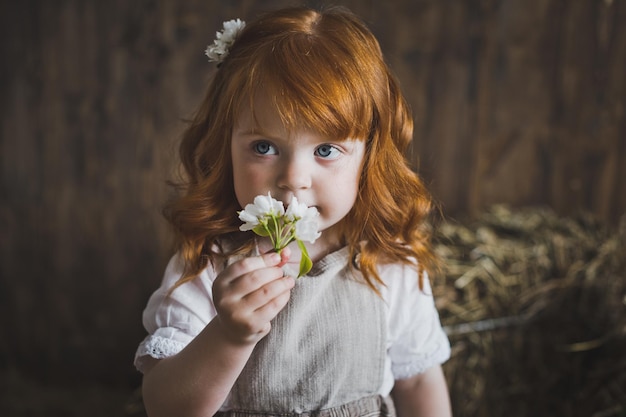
[0,0,624,386]
[394,0,626,223]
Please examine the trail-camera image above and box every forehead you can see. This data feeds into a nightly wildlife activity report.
[226,44,374,140]
[234,93,278,129]
[233,91,319,139]
[233,87,368,144]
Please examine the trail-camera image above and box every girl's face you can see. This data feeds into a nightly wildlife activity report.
[231,94,366,248]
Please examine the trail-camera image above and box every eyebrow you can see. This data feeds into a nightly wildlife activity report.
[233,120,360,144]
[233,126,280,141]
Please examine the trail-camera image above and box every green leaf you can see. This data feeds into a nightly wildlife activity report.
[297,239,313,278]
[252,224,270,237]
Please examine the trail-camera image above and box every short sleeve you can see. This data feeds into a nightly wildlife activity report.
[382,265,451,380]
[134,254,219,373]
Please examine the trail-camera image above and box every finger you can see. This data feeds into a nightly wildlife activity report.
[227,263,287,300]
[250,283,294,324]
[220,252,283,286]
[239,251,282,274]
[219,279,293,339]
[243,275,295,310]
[277,246,291,267]
[214,259,287,315]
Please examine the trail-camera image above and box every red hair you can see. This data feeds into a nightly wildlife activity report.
[165,6,439,290]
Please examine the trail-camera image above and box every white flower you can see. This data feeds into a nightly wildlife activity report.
[295,219,321,243]
[285,197,321,243]
[237,193,322,277]
[238,192,284,231]
[205,18,246,63]
[284,196,306,220]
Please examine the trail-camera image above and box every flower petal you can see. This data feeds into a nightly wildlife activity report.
[205,19,246,63]
[252,192,284,216]
[285,196,308,221]
[295,219,321,243]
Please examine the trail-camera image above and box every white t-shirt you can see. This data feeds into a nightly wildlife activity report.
[135,247,450,405]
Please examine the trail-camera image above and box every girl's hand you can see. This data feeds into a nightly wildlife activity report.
[212,248,294,345]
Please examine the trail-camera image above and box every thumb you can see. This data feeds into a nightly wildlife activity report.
[277,246,291,267]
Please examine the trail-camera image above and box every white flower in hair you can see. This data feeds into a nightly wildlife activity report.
[238,193,321,277]
[205,18,246,63]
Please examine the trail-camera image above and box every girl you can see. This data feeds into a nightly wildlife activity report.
[135,6,452,417]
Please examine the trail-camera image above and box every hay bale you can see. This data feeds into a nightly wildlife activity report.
[434,206,626,417]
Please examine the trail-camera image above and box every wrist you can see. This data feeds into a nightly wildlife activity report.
[212,316,268,347]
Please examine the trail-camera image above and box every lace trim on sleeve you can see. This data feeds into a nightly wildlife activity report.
[134,335,187,373]
[392,340,451,380]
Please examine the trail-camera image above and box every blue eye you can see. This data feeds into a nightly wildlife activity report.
[253,141,277,155]
[315,144,340,159]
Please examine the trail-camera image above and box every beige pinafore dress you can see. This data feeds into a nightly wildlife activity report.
[216,248,396,417]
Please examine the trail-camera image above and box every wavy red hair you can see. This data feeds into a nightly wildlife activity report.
[165,6,440,291]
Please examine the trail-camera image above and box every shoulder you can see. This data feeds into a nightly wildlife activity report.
[376,261,440,333]
[377,261,434,300]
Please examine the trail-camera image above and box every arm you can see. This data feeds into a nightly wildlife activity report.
[391,365,452,417]
[141,249,294,417]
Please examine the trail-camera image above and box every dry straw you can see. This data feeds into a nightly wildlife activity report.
[434,205,626,417]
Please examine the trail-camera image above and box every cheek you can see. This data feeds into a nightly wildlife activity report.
[233,164,269,205]
[325,166,361,210]
[232,156,251,206]
[343,157,364,192]
[342,160,364,209]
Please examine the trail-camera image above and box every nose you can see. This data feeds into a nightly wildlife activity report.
[276,155,312,191]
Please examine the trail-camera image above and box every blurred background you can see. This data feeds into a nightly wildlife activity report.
[1,0,624,416]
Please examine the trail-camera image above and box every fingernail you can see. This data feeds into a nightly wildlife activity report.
[269,252,281,263]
